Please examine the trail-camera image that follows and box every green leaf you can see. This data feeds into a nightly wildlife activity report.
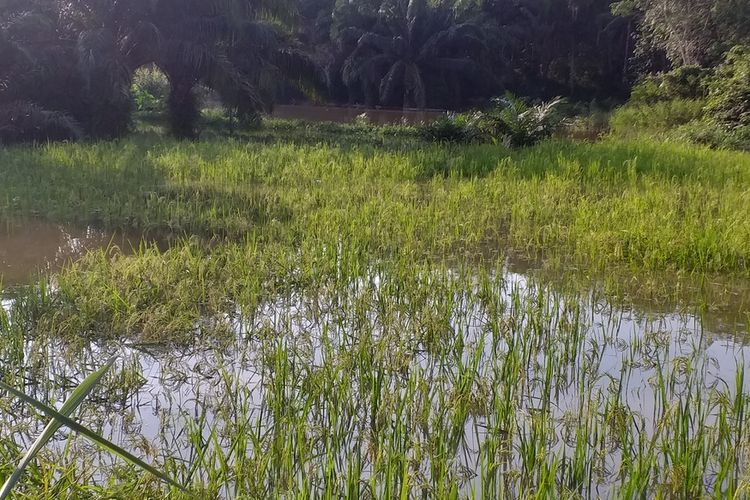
[0,357,191,496]
[0,356,116,498]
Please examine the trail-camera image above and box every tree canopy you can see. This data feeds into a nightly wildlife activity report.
[1,0,748,142]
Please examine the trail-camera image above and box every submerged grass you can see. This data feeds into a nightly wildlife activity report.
[1,121,750,497]
[3,251,750,498]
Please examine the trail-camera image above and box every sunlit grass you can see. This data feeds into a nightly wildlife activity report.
[1,122,750,497]
[1,127,749,273]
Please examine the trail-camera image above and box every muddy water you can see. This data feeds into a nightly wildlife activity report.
[0,218,155,285]
[273,104,444,125]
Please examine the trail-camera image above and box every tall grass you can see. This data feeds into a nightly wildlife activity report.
[1,127,749,274]
[0,122,749,497]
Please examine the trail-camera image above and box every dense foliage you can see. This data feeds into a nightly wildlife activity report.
[609,45,750,150]
[706,46,750,130]
[1,0,749,142]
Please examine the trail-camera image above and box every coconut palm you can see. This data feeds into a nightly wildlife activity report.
[341,0,488,109]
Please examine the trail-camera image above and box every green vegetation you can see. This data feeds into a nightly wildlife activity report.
[609,49,750,151]
[1,121,749,496]
[0,357,187,497]
[5,0,748,146]
[706,46,750,131]
[2,0,750,497]
[1,125,749,274]
[609,98,706,136]
[422,95,566,146]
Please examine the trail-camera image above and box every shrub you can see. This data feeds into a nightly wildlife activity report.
[420,95,566,147]
[609,99,706,136]
[420,112,483,143]
[670,120,750,151]
[0,101,83,144]
[630,66,711,104]
[480,94,566,147]
[705,46,750,130]
[132,66,170,112]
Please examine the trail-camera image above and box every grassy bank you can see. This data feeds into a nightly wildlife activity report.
[2,125,750,274]
[1,124,750,498]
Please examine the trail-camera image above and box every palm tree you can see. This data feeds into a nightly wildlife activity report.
[0,0,84,143]
[69,0,296,138]
[143,0,322,137]
[341,0,489,109]
[27,0,321,139]
[221,6,325,123]
[480,0,634,99]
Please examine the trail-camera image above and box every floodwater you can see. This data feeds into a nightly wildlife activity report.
[2,225,750,495]
[0,218,161,286]
[273,104,445,125]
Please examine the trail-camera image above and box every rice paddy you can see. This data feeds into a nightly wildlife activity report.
[1,122,750,498]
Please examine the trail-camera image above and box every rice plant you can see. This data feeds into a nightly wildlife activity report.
[0,122,749,497]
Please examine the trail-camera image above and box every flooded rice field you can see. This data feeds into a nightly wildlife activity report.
[1,230,750,497]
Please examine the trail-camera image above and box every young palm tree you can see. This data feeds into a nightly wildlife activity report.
[341,0,488,109]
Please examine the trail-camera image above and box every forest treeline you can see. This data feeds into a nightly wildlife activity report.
[1,0,749,140]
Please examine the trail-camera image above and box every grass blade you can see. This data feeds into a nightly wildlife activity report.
[0,379,191,494]
[0,356,117,498]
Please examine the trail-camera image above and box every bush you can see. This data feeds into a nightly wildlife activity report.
[630,66,711,104]
[609,99,706,136]
[670,120,750,151]
[421,95,566,147]
[0,101,83,144]
[420,112,483,143]
[480,94,566,147]
[132,66,170,112]
[706,46,750,130]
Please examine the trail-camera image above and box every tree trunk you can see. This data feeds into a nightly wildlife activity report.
[167,79,200,140]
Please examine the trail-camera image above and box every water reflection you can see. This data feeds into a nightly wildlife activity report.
[1,265,749,496]
[0,218,159,286]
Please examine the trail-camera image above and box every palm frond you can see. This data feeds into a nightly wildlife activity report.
[404,62,425,107]
[0,100,83,144]
[357,32,394,53]
[379,60,406,104]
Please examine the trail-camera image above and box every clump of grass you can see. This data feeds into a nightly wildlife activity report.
[609,99,706,137]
